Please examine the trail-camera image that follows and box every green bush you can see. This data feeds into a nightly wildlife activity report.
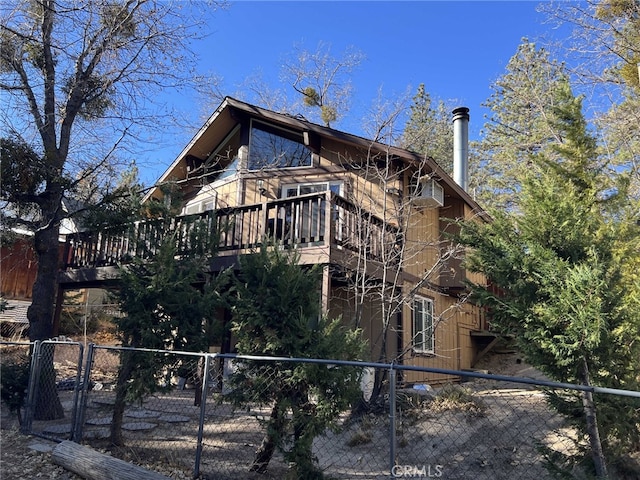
[0,355,31,425]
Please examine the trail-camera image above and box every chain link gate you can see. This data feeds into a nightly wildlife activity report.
[75,344,209,475]
[21,339,84,442]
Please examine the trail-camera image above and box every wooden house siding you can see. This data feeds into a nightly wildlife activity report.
[328,285,399,365]
[1,237,38,300]
[401,294,484,385]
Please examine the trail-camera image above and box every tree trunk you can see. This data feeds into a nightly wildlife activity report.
[33,342,65,420]
[250,401,286,473]
[290,388,321,479]
[580,358,608,478]
[28,224,61,341]
[368,365,388,411]
[110,351,135,446]
[193,357,205,407]
[28,223,65,420]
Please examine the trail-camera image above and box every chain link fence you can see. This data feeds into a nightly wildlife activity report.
[0,319,29,341]
[2,342,639,479]
[192,358,583,480]
[76,345,206,473]
[29,339,84,441]
[0,341,32,426]
[1,340,84,440]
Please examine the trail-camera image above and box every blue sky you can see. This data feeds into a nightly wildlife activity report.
[144,1,558,184]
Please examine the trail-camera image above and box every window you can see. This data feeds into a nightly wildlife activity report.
[216,157,239,181]
[182,194,217,215]
[282,182,342,198]
[194,125,241,180]
[248,121,312,170]
[413,296,434,354]
[285,182,343,231]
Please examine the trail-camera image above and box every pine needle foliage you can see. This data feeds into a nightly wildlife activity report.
[457,81,640,477]
[228,244,366,479]
[109,224,229,445]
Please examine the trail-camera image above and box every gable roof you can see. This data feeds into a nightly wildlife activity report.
[146,96,485,214]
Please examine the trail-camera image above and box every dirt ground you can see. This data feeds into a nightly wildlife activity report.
[0,426,83,480]
[0,415,193,480]
[0,336,194,480]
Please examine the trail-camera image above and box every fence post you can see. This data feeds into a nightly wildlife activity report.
[68,342,84,442]
[193,353,212,479]
[389,366,397,475]
[22,340,41,434]
[73,343,95,442]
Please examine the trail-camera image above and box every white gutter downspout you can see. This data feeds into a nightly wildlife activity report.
[452,107,470,192]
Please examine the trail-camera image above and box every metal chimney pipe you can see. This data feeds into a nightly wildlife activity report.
[452,107,470,192]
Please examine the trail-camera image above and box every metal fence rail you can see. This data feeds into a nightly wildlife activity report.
[2,342,639,479]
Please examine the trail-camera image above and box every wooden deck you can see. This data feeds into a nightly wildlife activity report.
[60,191,400,286]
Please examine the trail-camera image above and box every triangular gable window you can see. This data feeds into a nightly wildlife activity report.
[248,121,312,170]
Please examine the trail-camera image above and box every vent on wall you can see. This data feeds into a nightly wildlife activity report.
[413,178,444,208]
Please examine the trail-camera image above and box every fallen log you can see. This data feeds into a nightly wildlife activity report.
[52,440,171,480]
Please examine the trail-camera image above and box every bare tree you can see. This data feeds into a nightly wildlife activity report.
[541,0,640,92]
[226,42,364,129]
[283,42,365,127]
[0,0,224,419]
[400,83,457,177]
[334,97,469,407]
[238,70,295,115]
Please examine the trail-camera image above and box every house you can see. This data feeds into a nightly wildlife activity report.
[1,208,89,340]
[58,97,494,385]
[0,232,36,340]
[1,231,38,301]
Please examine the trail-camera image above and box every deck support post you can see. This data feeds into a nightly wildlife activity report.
[321,264,330,316]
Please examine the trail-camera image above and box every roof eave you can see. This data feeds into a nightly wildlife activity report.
[143,97,233,202]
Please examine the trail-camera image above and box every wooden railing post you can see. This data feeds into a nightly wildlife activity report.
[325,191,333,245]
[261,201,269,243]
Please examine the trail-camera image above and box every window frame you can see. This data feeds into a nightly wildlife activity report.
[280,181,343,198]
[412,296,435,354]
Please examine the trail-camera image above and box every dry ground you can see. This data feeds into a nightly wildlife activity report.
[0,426,83,480]
[0,416,193,480]
[1,334,193,480]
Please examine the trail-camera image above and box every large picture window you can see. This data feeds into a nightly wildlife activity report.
[413,296,435,354]
[248,122,312,170]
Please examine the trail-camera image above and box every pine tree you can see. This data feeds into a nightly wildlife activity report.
[538,1,640,200]
[471,41,571,210]
[458,80,640,478]
[401,84,454,175]
[110,228,228,446]
[228,244,365,479]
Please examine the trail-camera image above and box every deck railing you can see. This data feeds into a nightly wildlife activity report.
[63,192,399,270]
